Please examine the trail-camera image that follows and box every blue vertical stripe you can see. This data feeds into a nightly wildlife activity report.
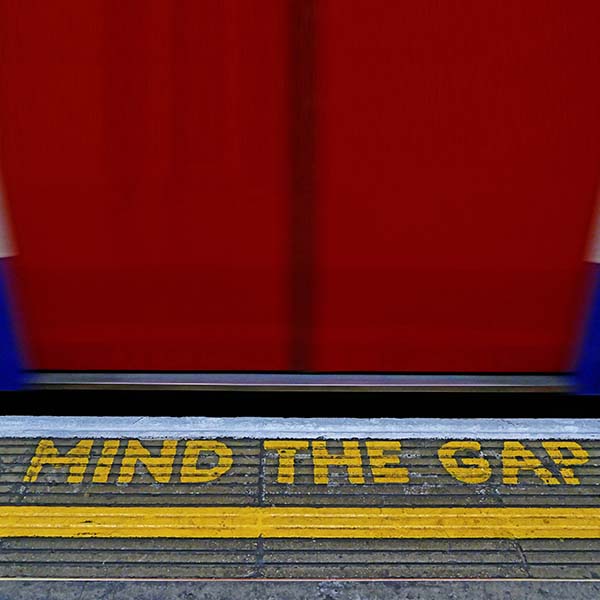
[0,258,23,390]
[574,263,600,394]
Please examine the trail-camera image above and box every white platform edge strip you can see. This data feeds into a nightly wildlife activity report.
[0,417,598,439]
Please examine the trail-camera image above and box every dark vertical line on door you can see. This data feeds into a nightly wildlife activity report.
[289,0,317,371]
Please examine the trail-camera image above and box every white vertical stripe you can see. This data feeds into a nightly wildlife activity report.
[586,185,600,264]
[0,177,15,258]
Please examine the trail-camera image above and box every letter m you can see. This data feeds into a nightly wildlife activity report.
[24,439,93,484]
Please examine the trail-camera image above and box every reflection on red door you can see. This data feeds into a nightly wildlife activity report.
[1,1,600,372]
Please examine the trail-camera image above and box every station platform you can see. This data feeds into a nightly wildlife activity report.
[0,414,599,597]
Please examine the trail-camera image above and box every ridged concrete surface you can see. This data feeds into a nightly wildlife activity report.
[0,437,598,579]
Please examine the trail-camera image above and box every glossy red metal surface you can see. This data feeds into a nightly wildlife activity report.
[312,1,600,371]
[0,1,290,369]
[1,2,599,372]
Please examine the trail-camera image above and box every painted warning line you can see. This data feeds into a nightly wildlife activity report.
[2,431,600,578]
[4,436,599,541]
[1,506,600,539]
[20,438,592,486]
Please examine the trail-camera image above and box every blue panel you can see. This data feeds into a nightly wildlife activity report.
[574,263,600,394]
[0,259,23,390]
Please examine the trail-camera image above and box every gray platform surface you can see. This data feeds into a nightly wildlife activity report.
[1,580,600,600]
[0,433,598,580]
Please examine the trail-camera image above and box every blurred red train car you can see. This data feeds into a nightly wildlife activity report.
[1,1,600,375]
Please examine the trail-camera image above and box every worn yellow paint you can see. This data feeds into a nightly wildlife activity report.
[24,439,94,484]
[180,440,233,483]
[118,440,178,484]
[312,440,365,485]
[1,506,599,539]
[502,441,560,485]
[365,441,409,483]
[264,440,310,484]
[438,441,492,484]
[542,441,589,485]
[92,440,120,484]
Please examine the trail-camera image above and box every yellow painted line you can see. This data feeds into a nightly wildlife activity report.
[0,506,600,538]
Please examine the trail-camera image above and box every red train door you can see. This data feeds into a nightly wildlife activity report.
[1,1,600,373]
[311,1,600,371]
[0,1,291,370]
